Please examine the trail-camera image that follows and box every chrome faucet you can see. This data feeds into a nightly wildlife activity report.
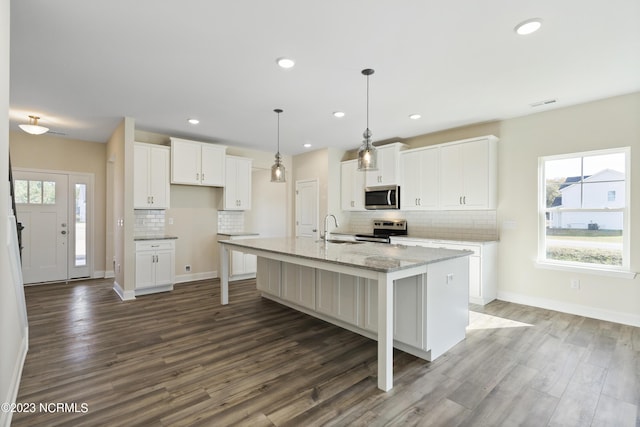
[323,214,339,241]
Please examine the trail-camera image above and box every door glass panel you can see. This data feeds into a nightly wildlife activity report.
[43,181,56,204]
[29,180,42,204]
[75,183,87,266]
[15,180,28,204]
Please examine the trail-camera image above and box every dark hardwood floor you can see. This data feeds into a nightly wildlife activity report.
[12,278,639,426]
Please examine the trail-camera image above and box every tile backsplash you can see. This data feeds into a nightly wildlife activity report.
[134,209,166,236]
[343,210,498,241]
[218,210,245,233]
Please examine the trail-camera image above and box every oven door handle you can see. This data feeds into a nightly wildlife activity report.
[387,190,392,206]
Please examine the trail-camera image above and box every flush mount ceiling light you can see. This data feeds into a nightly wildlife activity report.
[271,109,286,183]
[357,68,377,171]
[188,118,200,125]
[19,115,49,135]
[303,143,312,148]
[332,111,345,118]
[276,57,295,69]
[409,113,421,120]
[515,18,543,35]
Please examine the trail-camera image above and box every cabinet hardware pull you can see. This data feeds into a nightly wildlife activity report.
[196,172,199,181]
[463,196,466,205]
[151,245,160,248]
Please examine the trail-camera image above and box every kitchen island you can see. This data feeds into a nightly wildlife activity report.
[218,237,471,392]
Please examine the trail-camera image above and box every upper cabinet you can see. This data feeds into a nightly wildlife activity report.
[439,135,498,210]
[170,137,226,186]
[341,159,365,211]
[223,155,252,210]
[365,142,407,187]
[400,146,439,210]
[133,142,170,209]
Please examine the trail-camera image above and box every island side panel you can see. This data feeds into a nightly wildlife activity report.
[426,256,469,360]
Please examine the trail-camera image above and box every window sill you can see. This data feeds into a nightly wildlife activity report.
[535,260,637,279]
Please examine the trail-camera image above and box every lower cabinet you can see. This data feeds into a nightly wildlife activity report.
[218,234,258,281]
[391,237,497,305]
[282,263,316,310]
[135,239,175,296]
[255,257,468,360]
[256,257,281,296]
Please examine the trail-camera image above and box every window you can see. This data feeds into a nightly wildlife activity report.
[539,147,630,271]
[15,179,56,204]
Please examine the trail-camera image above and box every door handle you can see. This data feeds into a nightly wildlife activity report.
[387,190,392,205]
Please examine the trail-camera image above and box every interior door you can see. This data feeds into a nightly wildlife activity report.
[295,179,318,238]
[14,171,69,284]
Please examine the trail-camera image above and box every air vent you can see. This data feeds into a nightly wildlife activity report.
[530,99,557,108]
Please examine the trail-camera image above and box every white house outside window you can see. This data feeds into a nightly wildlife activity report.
[538,147,630,273]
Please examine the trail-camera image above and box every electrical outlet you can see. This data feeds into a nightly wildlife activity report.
[168,218,174,225]
[570,279,580,290]
[185,265,191,272]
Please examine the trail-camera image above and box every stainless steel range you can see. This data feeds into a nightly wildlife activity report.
[355,219,407,243]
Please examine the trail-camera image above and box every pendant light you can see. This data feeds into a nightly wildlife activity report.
[19,115,49,135]
[271,108,286,183]
[357,68,377,171]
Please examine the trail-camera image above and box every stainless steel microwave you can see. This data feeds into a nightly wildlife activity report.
[364,185,400,210]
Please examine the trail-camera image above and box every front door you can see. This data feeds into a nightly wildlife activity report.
[295,179,318,238]
[15,171,69,283]
[14,170,93,284]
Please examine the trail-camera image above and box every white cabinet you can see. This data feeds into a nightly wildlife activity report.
[135,239,175,295]
[256,257,281,296]
[365,142,407,187]
[223,155,252,210]
[134,142,170,209]
[219,234,258,281]
[281,263,316,310]
[340,160,365,211]
[400,147,439,210]
[316,270,360,325]
[170,137,226,186]
[439,136,497,210]
[392,237,497,305]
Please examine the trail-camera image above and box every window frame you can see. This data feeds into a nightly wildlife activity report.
[537,147,633,277]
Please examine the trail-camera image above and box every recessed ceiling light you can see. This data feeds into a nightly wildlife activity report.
[408,114,421,120]
[333,111,345,118]
[303,143,312,148]
[188,118,200,125]
[276,57,295,69]
[515,18,543,35]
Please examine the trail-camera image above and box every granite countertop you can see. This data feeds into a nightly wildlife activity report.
[217,231,260,237]
[391,236,499,244]
[219,237,471,273]
[332,231,497,244]
[134,235,178,241]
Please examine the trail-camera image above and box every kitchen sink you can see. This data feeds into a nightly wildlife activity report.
[319,239,364,244]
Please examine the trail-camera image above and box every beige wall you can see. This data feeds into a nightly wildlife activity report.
[9,132,107,274]
[496,92,640,325]
[106,120,125,290]
[293,148,349,236]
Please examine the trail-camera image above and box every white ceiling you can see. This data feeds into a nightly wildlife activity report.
[9,0,640,155]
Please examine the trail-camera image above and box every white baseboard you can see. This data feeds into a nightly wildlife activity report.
[112,281,135,301]
[175,270,217,284]
[0,330,28,427]
[497,290,640,328]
